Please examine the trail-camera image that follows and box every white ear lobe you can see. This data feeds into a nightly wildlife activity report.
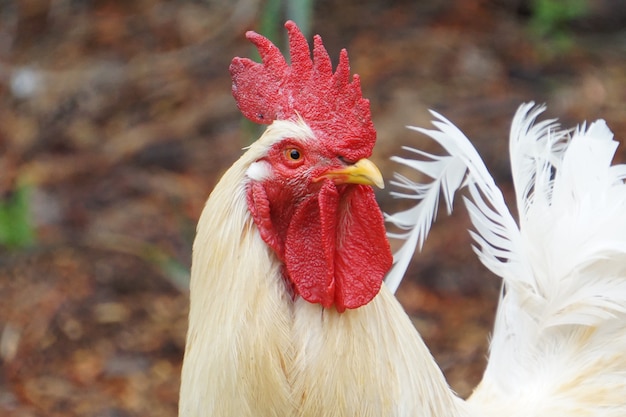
[246,161,272,181]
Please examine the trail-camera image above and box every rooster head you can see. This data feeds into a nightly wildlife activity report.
[230,21,392,312]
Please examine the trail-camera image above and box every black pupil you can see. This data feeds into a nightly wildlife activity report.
[289,149,301,160]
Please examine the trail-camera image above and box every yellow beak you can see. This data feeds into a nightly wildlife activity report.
[317,158,385,189]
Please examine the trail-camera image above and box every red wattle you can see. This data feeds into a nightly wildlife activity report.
[248,178,392,311]
[284,183,338,308]
[332,185,392,311]
[284,182,392,311]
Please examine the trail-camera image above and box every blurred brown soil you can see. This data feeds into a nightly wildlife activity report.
[0,1,625,416]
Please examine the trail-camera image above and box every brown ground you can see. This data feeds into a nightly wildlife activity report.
[1,1,625,416]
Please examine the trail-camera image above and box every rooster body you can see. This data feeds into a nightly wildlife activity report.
[179,119,464,417]
[179,21,626,417]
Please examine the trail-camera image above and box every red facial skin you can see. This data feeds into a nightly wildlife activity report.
[247,138,393,312]
[232,21,390,312]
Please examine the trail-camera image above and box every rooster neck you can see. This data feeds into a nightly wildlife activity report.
[179,143,468,417]
[180,150,296,416]
[289,290,469,417]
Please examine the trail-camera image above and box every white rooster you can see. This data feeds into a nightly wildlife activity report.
[179,20,626,416]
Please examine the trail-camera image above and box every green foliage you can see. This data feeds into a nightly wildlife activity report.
[142,241,190,291]
[285,0,313,40]
[257,0,314,56]
[0,185,35,249]
[529,0,589,48]
[259,0,284,47]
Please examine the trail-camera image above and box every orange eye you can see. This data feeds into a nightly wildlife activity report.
[285,148,302,161]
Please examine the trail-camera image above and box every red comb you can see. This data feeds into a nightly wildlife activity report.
[230,21,376,160]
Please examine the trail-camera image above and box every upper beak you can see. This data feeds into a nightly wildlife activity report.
[317,158,385,189]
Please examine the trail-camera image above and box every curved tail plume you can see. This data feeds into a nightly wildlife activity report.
[386,103,626,327]
[384,106,525,293]
[385,104,626,413]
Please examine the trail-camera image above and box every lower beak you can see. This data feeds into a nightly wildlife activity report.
[317,158,385,189]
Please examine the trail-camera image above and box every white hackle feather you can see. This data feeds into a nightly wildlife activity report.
[386,102,626,416]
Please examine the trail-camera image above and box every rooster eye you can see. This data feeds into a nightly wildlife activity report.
[286,148,302,161]
[281,146,305,168]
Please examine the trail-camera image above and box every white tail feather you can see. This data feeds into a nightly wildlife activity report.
[385,103,626,406]
[384,110,526,293]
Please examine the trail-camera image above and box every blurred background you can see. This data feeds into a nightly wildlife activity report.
[0,0,624,415]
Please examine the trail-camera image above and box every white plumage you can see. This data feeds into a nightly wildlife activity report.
[180,119,467,417]
[181,100,626,416]
[386,102,626,416]
[179,19,626,416]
